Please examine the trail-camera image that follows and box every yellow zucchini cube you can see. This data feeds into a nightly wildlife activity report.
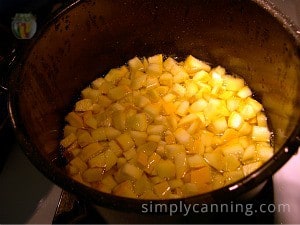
[174,152,188,179]
[134,175,152,196]
[163,57,177,72]
[184,55,211,73]
[172,83,186,97]
[91,127,107,141]
[176,101,190,116]
[82,167,104,182]
[252,126,271,142]
[190,166,212,187]
[221,142,244,156]
[126,113,148,132]
[146,88,161,103]
[131,71,147,90]
[189,99,208,113]
[153,181,171,198]
[228,111,244,130]
[130,131,147,146]
[79,142,104,162]
[174,128,191,144]
[88,153,106,168]
[187,154,207,168]
[146,63,163,76]
[144,103,161,118]
[75,99,93,112]
[239,104,256,120]
[256,112,268,127]
[224,154,241,171]
[97,95,112,108]
[112,110,126,131]
[147,134,161,143]
[242,144,256,162]
[162,93,176,103]
[239,122,252,135]
[83,111,97,129]
[65,112,84,128]
[108,85,131,101]
[204,151,225,172]
[128,56,144,72]
[69,157,88,173]
[60,133,77,148]
[123,148,137,160]
[81,87,100,102]
[134,95,151,108]
[245,97,263,114]
[223,75,244,91]
[144,152,161,175]
[77,130,94,147]
[101,174,118,189]
[116,133,135,151]
[192,70,210,82]
[91,77,105,89]
[105,127,121,140]
[146,76,159,89]
[159,72,173,86]
[178,113,198,127]
[237,86,252,99]
[210,116,228,134]
[108,140,123,157]
[171,65,189,83]
[148,54,163,65]
[226,96,241,112]
[137,141,158,156]
[221,128,240,143]
[165,144,185,159]
[256,144,273,162]
[63,125,78,137]
[169,179,184,189]
[105,149,118,170]
[146,124,165,135]
[113,180,136,198]
[156,159,176,179]
[105,66,128,85]
[136,151,149,168]
[121,163,143,180]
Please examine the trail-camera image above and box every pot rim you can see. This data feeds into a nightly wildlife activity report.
[7,0,300,212]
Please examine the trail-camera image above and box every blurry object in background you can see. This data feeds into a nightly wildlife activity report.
[11,13,37,39]
[0,0,65,31]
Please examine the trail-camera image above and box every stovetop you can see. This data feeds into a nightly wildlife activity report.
[0,0,300,224]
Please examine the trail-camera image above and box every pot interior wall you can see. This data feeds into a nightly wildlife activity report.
[11,0,300,184]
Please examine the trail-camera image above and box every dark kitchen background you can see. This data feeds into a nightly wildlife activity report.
[0,0,299,224]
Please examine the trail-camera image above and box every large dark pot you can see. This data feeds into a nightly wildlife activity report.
[8,0,300,218]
